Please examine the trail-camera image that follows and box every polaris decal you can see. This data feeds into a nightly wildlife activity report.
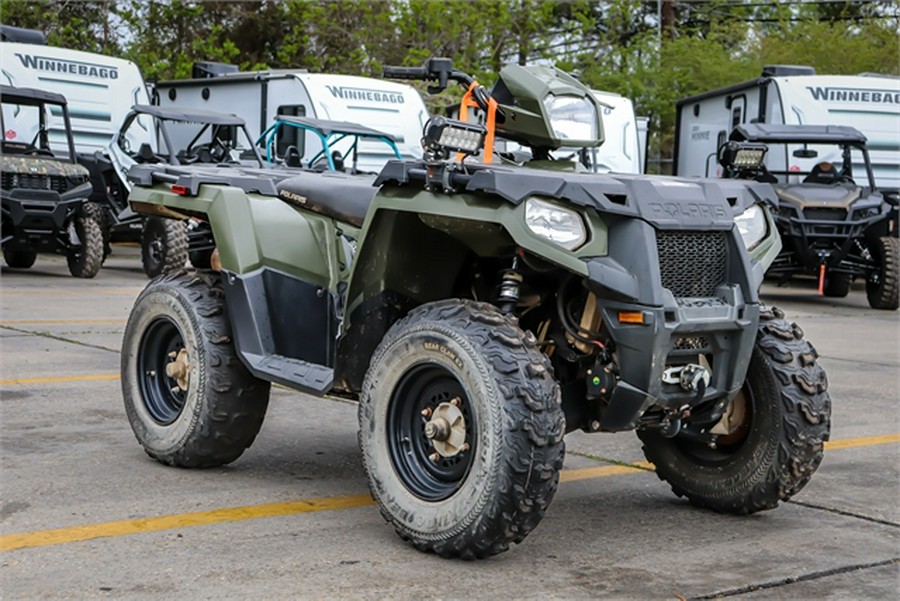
[648,202,729,220]
[326,85,404,104]
[14,53,119,80]
[806,86,900,104]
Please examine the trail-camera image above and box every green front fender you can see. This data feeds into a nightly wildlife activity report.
[344,185,609,320]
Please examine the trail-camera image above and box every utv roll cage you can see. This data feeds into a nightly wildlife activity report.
[0,85,77,163]
[257,116,402,171]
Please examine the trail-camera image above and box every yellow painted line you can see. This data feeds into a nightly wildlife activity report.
[0,435,896,553]
[0,494,375,552]
[559,462,653,482]
[0,319,126,325]
[0,374,119,386]
[825,433,900,450]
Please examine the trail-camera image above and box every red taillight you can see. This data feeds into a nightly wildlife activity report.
[171,184,188,195]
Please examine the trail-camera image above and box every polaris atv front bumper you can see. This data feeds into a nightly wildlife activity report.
[581,222,761,432]
[587,285,759,432]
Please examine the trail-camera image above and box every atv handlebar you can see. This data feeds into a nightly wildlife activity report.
[381,66,430,80]
[383,58,476,95]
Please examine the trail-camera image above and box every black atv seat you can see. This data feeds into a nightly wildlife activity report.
[275,172,378,227]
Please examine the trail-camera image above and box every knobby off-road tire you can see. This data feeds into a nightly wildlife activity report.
[81,201,112,263]
[141,217,188,278]
[3,248,37,269]
[359,299,566,559]
[121,270,270,467]
[822,272,851,298]
[866,236,899,310]
[66,203,104,278]
[639,306,831,514]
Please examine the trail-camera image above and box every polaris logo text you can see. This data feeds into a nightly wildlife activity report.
[15,53,119,79]
[326,86,404,104]
[648,202,728,220]
[806,86,899,104]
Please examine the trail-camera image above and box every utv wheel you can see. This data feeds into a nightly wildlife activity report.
[822,272,851,298]
[141,217,188,278]
[359,299,565,558]
[121,270,270,467]
[639,306,831,514]
[3,248,37,269]
[82,201,111,263]
[66,204,104,278]
[866,236,899,310]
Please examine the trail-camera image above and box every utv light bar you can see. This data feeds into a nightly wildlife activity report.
[422,116,486,156]
[719,141,768,170]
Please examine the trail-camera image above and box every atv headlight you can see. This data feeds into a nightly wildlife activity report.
[543,95,598,143]
[735,204,767,250]
[524,197,587,250]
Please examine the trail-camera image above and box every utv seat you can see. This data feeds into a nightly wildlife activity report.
[276,172,378,227]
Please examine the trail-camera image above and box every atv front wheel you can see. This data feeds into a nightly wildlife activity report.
[866,236,899,310]
[141,217,188,278]
[66,204,104,278]
[639,306,831,514]
[359,299,565,558]
[121,270,270,467]
[3,248,37,269]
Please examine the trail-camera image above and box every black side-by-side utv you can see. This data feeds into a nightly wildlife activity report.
[1,85,104,277]
[724,123,898,309]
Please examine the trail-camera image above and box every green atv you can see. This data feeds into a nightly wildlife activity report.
[2,86,104,277]
[121,59,831,559]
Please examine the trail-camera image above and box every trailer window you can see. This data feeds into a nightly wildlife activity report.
[276,104,306,157]
[731,106,742,128]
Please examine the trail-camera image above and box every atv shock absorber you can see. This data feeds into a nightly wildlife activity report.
[496,256,522,314]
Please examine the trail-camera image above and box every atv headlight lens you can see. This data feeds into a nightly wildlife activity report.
[543,95,598,143]
[524,197,587,250]
[735,204,767,250]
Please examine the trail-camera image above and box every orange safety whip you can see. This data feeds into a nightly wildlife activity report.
[456,81,498,164]
[817,264,826,295]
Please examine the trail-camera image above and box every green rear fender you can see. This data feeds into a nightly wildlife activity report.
[129,184,343,288]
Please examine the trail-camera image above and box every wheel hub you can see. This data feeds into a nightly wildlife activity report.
[165,348,190,391]
[424,397,467,458]
[710,388,750,445]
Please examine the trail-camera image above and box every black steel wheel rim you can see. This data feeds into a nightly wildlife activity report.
[386,363,477,502]
[137,317,188,425]
[147,228,164,265]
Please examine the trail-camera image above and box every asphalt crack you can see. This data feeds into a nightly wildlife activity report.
[787,498,900,528]
[0,325,119,354]
[688,558,898,599]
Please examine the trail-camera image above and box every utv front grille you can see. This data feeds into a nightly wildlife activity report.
[1,173,72,193]
[803,208,846,222]
[673,336,710,352]
[656,231,727,298]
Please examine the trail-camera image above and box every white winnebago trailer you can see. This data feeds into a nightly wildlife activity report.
[674,65,900,196]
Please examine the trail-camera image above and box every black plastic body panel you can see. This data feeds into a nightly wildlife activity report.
[221,267,337,394]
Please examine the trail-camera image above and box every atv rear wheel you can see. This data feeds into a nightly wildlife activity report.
[141,217,188,278]
[639,306,831,514]
[121,270,270,467]
[866,236,899,310]
[359,299,565,559]
[822,272,851,298]
[66,204,104,278]
[3,248,37,269]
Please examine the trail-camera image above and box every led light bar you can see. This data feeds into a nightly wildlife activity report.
[422,116,486,155]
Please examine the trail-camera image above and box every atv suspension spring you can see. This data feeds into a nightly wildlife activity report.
[496,257,522,314]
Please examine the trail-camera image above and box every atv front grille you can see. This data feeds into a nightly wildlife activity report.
[673,335,710,352]
[1,173,73,193]
[656,231,727,298]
